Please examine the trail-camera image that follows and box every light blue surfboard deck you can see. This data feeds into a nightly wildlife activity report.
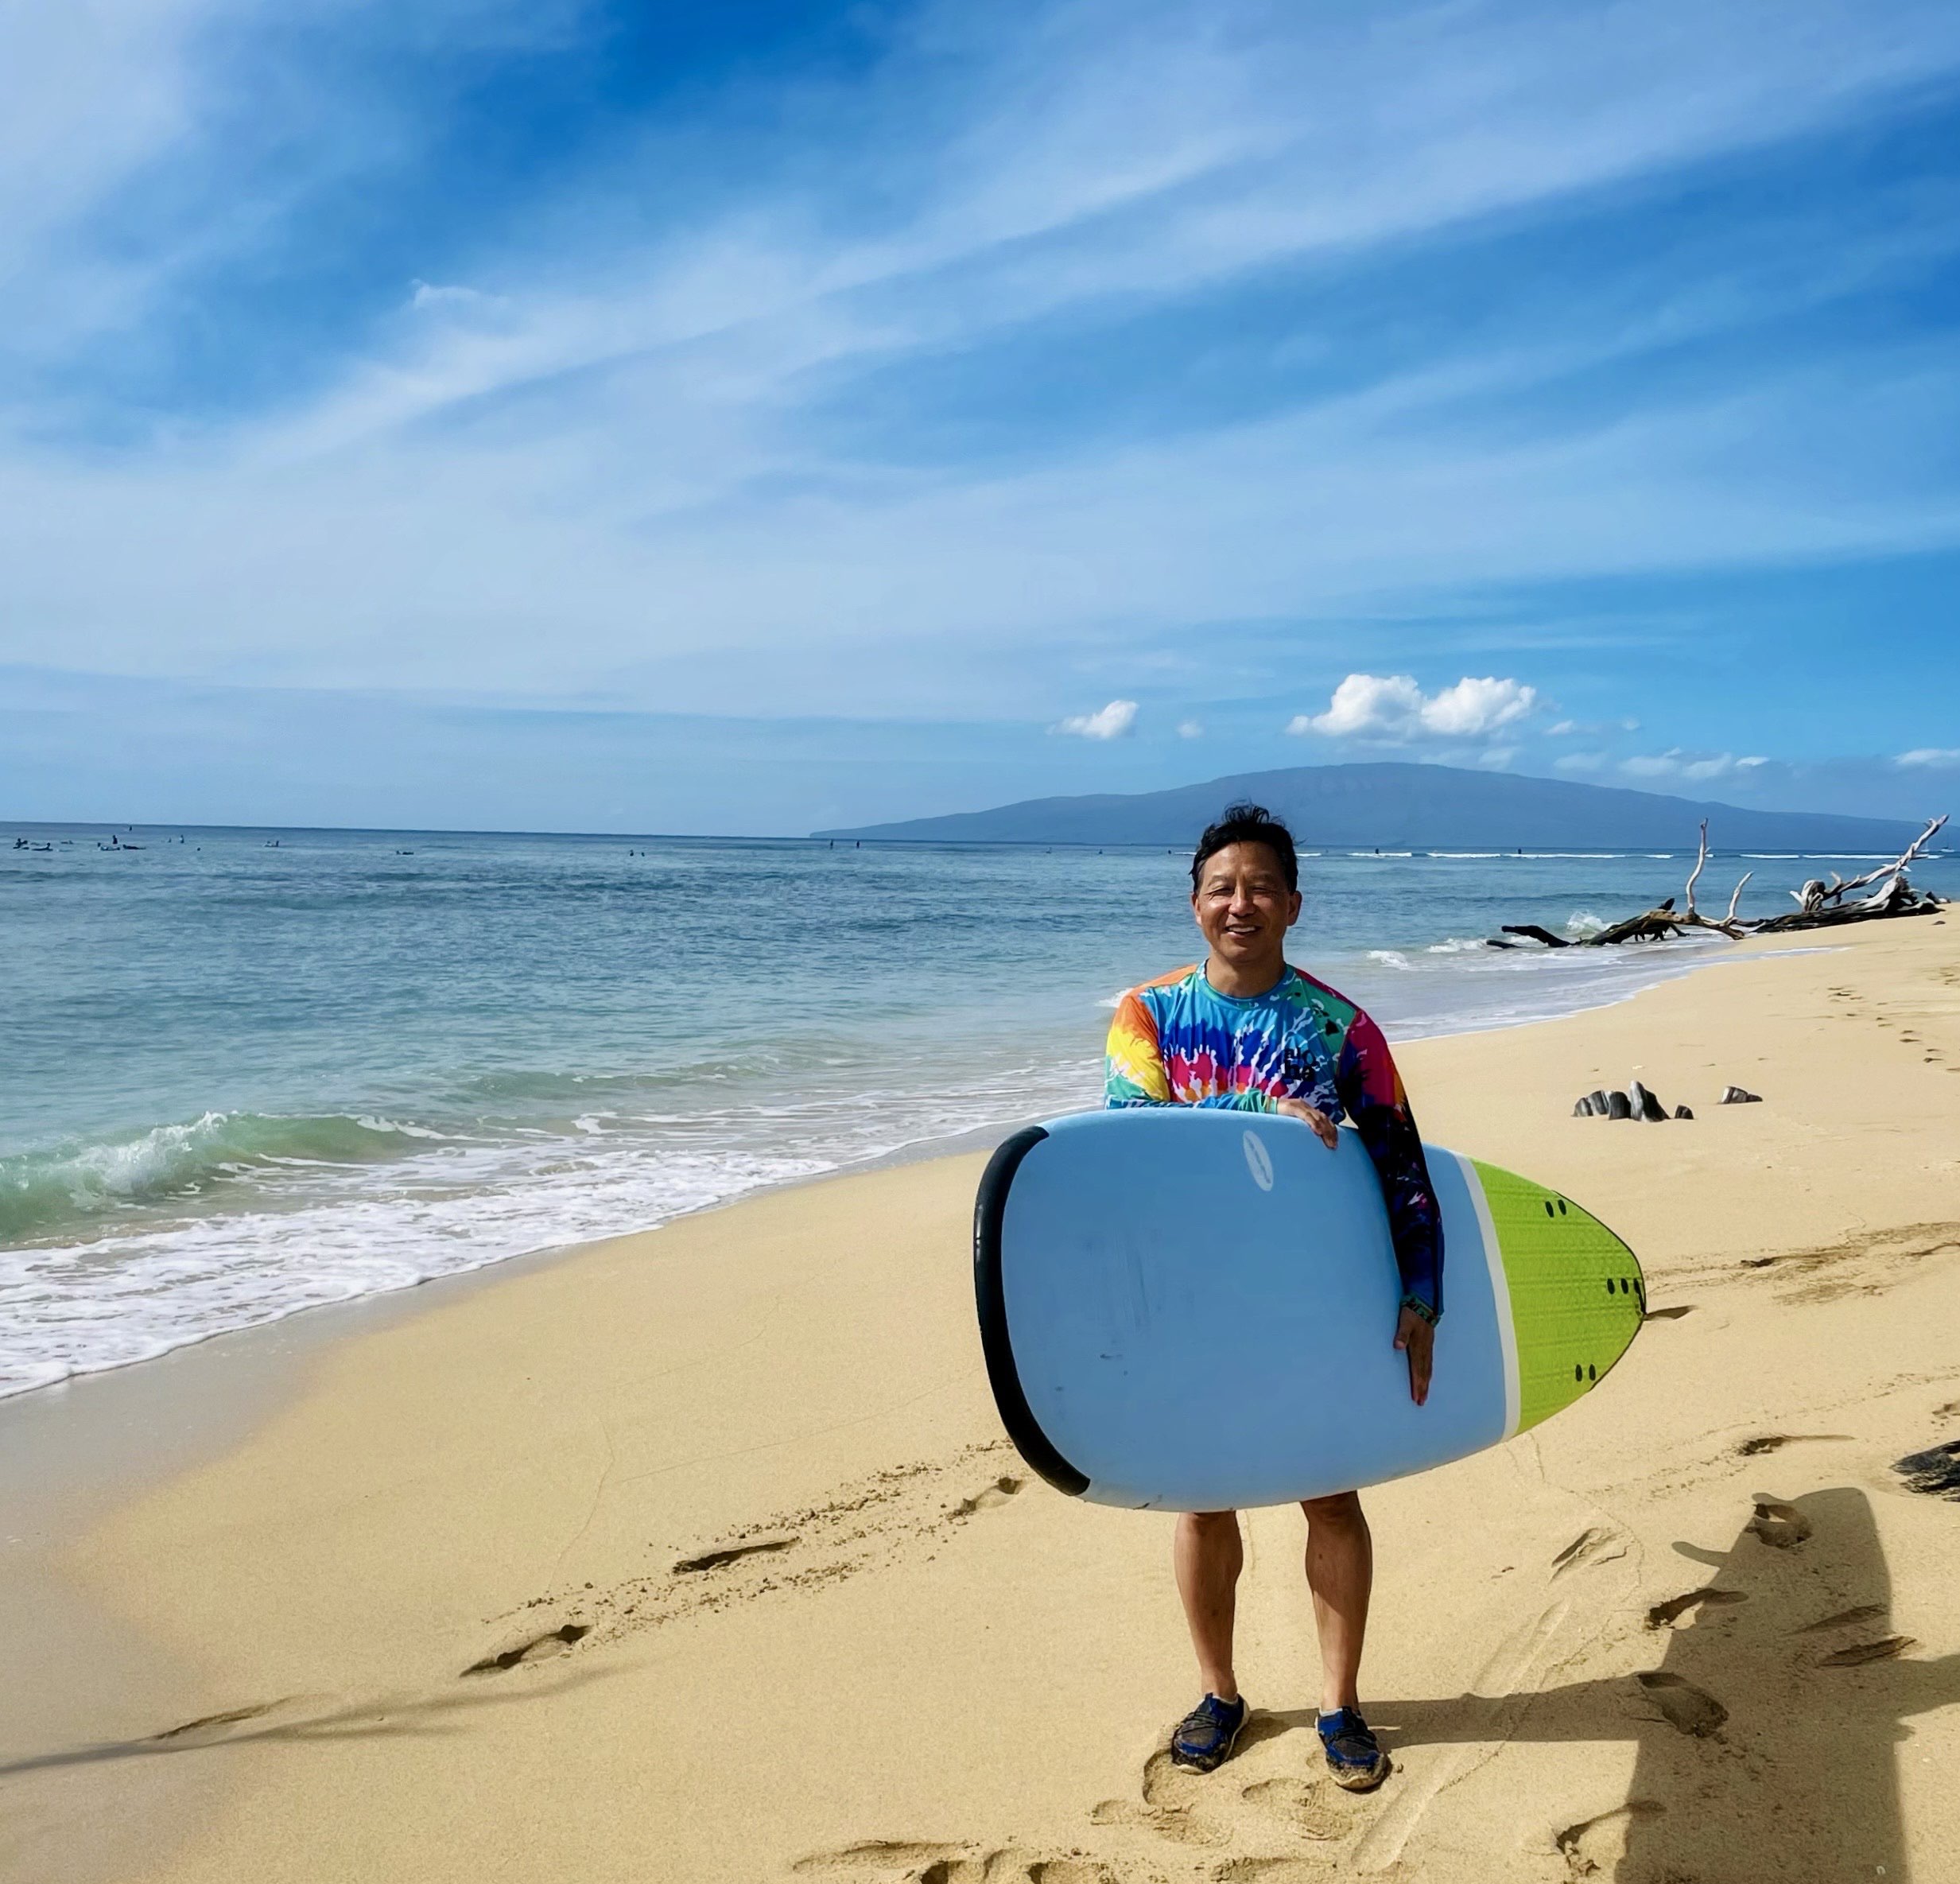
[973,1108,1643,1511]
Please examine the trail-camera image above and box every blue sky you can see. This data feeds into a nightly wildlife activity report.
[3,0,1958,833]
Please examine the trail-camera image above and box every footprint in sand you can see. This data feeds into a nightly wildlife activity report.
[1745,1498,1812,1549]
[149,1699,283,1742]
[790,1840,962,1875]
[1635,1672,1728,1738]
[1644,1587,1747,1630]
[1554,1800,1665,1879]
[1093,1752,1228,1848]
[790,1840,1118,1882]
[1089,1794,1214,1851]
[1096,1715,1300,1853]
[1237,1776,1349,1840]
[461,1621,589,1676]
[673,1532,800,1573]
[1817,1636,1919,1668]
[949,1476,1025,1519]
[1794,1602,1886,1634]
[1551,1527,1625,1578]
[1734,1433,1851,1457]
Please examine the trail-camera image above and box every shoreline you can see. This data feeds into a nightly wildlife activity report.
[4,918,1958,1883]
[3,924,1737,1408]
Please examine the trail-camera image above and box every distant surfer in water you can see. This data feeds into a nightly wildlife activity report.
[1104,802,1443,1793]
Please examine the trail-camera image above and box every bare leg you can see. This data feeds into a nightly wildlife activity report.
[1174,1509,1244,1701]
[1301,1491,1372,1713]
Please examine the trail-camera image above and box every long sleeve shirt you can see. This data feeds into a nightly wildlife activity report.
[1104,961,1444,1317]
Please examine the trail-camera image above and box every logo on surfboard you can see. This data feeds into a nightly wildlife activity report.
[1242,1130,1275,1191]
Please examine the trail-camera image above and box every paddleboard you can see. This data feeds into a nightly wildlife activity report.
[973,1107,1643,1511]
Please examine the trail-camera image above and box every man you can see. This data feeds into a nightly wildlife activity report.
[1104,802,1442,1793]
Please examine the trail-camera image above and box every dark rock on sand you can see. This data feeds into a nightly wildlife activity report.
[1588,1089,1610,1115]
[1605,1090,1632,1120]
[1574,1096,1596,1117]
[1674,1105,1694,1119]
[1893,1440,1960,1501]
[1629,1078,1667,1122]
[1720,1086,1763,1105]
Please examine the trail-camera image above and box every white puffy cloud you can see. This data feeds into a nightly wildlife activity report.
[1177,719,1205,739]
[1055,698,1139,740]
[1290,673,1422,738]
[1620,749,1769,781]
[1287,672,1537,741]
[1554,750,1609,772]
[1896,748,1960,768]
[1422,676,1539,736]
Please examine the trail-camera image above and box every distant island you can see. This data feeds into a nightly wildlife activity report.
[814,762,1926,851]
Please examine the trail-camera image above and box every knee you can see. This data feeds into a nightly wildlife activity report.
[1300,1490,1364,1528]
[1184,1509,1241,1534]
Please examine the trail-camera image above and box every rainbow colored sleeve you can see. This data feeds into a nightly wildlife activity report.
[1104,990,1172,1106]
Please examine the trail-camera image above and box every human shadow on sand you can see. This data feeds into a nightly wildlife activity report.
[1273,1489,1958,1881]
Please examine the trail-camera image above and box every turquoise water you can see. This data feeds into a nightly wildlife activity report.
[3,823,1947,1396]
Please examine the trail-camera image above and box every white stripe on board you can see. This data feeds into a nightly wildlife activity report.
[1454,1151,1519,1441]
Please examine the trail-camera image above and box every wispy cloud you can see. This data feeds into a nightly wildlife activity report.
[1621,749,1771,781]
[1896,747,1960,767]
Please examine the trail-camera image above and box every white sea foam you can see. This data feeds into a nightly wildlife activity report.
[0,1059,1108,1400]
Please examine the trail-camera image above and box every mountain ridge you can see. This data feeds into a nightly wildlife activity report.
[813,762,1926,851]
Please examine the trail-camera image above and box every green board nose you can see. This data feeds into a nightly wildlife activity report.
[1473,1161,1645,1434]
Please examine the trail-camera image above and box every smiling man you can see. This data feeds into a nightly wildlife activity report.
[1104,802,1442,1793]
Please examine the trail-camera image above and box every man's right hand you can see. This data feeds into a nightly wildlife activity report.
[1273,1097,1338,1148]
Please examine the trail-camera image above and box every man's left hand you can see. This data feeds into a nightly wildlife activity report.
[1394,1305,1434,1406]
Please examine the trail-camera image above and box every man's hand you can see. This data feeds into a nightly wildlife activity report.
[1394,1305,1434,1406]
[1273,1097,1337,1148]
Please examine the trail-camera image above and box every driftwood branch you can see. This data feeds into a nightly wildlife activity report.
[1683,820,1710,917]
[1485,815,1946,951]
[1791,814,1947,907]
[1756,814,1948,933]
[1501,923,1570,949]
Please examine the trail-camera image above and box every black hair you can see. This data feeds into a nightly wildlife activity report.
[1190,802,1298,895]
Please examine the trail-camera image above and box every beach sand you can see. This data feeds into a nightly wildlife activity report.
[4,919,1958,1884]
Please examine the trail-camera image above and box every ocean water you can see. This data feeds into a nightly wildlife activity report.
[4,823,1950,1398]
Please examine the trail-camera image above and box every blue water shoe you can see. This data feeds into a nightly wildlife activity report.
[1170,1692,1249,1772]
[1317,1707,1391,1791]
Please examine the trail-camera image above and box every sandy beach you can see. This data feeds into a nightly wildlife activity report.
[4,916,1958,1884]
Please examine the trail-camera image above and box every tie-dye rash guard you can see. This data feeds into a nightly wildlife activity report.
[1104,963,1443,1317]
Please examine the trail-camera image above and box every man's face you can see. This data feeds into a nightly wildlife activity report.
[1191,841,1302,971]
